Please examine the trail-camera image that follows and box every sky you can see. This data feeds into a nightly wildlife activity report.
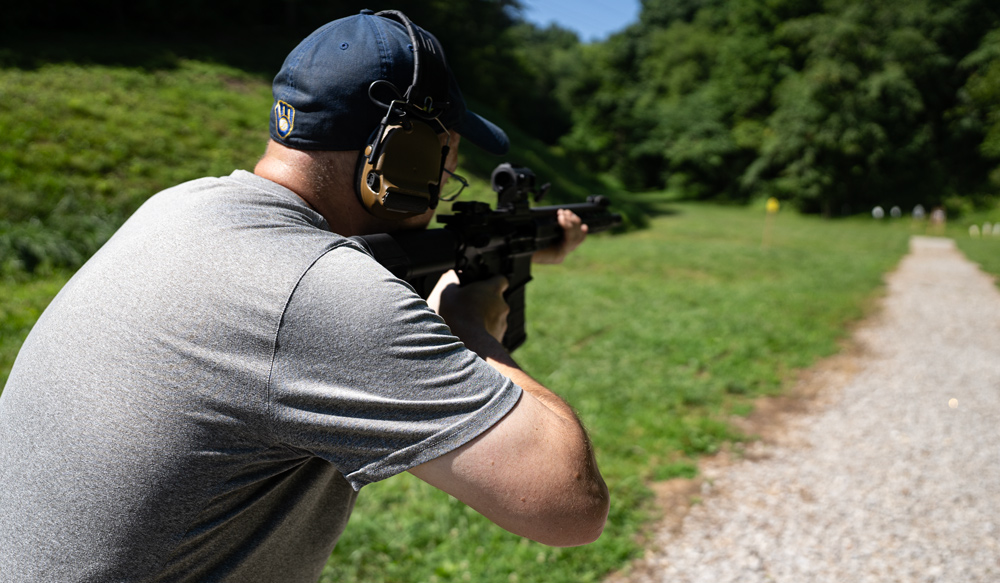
[520,0,642,42]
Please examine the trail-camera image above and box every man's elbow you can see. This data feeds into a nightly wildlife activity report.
[563,487,611,547]
[534,477,611,547]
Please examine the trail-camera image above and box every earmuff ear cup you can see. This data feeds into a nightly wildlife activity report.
[352,10,454,222]
[356,120,445,220]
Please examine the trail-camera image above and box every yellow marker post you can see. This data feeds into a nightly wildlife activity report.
[762,197,780,248]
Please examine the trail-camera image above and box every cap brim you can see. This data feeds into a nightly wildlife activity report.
[456,111,510,156]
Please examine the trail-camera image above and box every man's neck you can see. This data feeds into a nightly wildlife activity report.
[253,142,371,236]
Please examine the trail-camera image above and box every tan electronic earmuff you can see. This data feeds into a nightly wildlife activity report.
[355,10,452,220]
[355,100,448,220]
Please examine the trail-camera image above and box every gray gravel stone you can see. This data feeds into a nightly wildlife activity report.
[612,236,1000,583]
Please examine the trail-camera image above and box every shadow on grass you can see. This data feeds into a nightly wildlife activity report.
[0,30,298,78]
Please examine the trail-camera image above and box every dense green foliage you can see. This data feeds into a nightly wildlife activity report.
[549,0,1000,214]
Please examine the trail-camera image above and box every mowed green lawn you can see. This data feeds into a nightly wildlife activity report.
[952,211,1000,282]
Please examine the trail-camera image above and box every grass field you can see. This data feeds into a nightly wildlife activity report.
[317,201,913,582]
[0,58,950,582]
[951,209,1000,283]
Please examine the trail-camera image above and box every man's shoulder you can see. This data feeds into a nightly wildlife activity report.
[67,171,362,330]
[151,170,316,216]
[126,170,341,252]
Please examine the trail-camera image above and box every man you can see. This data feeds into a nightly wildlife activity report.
[0,9,608,582]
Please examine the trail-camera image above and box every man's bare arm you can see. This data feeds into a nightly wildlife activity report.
[411,274,609,547]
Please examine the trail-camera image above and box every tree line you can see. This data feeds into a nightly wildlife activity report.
[539,0,1000,215]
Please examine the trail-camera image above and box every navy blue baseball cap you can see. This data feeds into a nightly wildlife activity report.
[270,9,509,155]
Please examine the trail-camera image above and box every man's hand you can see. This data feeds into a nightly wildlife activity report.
[532,209,588,265]
[428,270,510,348]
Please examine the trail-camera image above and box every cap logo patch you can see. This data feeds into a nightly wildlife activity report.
[274,101,296,139]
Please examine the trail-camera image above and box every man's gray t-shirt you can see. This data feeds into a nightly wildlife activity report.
[0,170,521,582]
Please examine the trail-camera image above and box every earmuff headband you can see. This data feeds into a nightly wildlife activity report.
[355,10,452,220]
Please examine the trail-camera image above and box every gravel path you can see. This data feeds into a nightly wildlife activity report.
[610,236,1000,583]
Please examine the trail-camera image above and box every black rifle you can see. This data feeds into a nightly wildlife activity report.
[352,163,622,352]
